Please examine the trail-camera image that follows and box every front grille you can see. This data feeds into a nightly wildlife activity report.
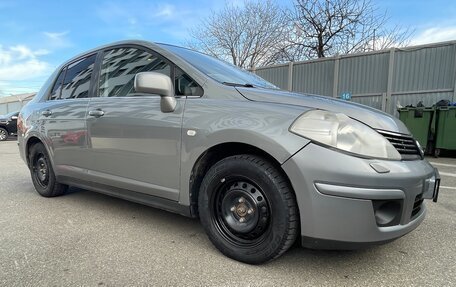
[411,193,424,218]
[377,130,421,159]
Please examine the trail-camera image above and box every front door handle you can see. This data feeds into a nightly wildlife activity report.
[41,110,52,117]
[88,109,105,118]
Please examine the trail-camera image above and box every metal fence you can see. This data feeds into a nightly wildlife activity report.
[0,93,35,115]
[253,41,456,117]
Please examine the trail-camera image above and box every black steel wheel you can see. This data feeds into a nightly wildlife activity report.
[199,154,299,264]
[29,143,68,197]
[32,152,50,188]
[212,179,271,245]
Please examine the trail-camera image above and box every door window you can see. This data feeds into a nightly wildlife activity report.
[60,54,97,99]
[175,67,203,97]
[49,69,66,100]
[98,47,171,97]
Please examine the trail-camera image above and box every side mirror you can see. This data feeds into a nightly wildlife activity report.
[134,72,176,113]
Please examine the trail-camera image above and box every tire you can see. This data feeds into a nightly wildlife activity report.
[29,143,68,197]
[0,127,8,141]
[198,154,299,264]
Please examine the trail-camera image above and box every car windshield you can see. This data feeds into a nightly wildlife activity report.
[160,44,279,90]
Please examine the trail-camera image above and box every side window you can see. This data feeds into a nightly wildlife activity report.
[99,47,171,97]
[175,67,203,97]
[49,69,66,100]
[60,54,97,100]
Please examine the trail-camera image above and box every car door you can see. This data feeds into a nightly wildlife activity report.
[8,112,19,134]
[39,54,97,176]
[85,46,184,201]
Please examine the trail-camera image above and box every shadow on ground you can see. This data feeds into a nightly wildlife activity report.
[62,186,391,268]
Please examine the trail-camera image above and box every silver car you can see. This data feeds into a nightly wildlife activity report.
[18,41,440,264]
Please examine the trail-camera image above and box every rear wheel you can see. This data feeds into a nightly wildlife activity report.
[0,128,8,141]
[198,154,298,264]
[29,143,68,197]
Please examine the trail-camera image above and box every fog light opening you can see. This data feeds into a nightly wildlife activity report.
[373,200,402,227]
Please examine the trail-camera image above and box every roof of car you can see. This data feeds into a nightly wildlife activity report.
[64,40,165,65]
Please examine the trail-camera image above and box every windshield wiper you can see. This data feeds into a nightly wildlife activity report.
[222,82,255,88]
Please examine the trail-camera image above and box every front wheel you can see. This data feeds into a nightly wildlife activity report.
[29,143,68,197]
[198,155,299,264]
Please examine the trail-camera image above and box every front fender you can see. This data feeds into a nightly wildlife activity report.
[178,98,310,206]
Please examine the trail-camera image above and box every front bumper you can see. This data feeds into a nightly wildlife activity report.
[282,143,439,249]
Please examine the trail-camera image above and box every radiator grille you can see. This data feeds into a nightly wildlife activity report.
[377,130,421,159]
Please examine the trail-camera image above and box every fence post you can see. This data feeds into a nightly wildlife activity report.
[381,92,387,112]
[453,43,456,102]
[386,48,396,114]
[332,55,340,98]
[287,62,294,91]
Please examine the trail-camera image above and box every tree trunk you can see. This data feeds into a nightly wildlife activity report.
[317,35,325,58]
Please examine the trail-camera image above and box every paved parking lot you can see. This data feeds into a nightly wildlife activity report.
[0,139,455,286]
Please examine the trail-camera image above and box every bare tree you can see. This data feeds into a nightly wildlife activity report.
[290,0,412,59]
[187,0,291,69]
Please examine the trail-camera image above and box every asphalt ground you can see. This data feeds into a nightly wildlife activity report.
[0,139,455,286]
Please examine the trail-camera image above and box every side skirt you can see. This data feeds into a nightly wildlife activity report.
[57,175,194,218]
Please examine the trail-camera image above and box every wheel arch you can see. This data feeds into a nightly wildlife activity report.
[25,136,46,168]
[187,142,296,217]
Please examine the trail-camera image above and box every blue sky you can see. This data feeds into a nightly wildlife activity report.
[1,0,456,96]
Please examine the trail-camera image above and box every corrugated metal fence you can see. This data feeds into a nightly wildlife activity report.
[253,41,456,117]
[0,93,35,115]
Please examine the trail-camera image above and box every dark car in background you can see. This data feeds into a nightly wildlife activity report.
[0,111,19,141]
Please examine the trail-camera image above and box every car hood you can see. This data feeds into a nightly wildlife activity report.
[236,87,409,134]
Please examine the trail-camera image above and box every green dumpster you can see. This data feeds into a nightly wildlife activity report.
[434,106,456,156]
[398,107,435,153]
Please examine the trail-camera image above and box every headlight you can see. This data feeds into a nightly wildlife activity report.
[290,110,401,160]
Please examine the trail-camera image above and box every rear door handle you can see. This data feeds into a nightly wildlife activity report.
[88,109,105,118]
[41,110,52,117]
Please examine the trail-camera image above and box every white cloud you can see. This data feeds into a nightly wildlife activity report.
[411,26,456,45]
[43,31,68,40]
[154,4,175,18]
[226,0,246,8]
[97,2,126,23]
[96,2,194,39]
[0,31,71,96]
[8,45,49,60]
[0,45,50,96]
[43,31,72,48]
[0,80,40,97]
[128,17,137,25]
[98,2,176,22]
[0,58,48,81]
